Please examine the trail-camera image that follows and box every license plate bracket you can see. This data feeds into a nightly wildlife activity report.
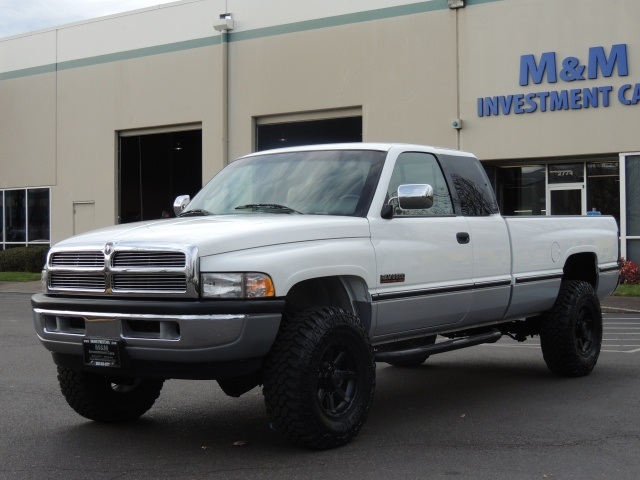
[83,338,122,368]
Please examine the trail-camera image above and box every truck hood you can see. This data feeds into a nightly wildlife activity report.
[53,215,371,256]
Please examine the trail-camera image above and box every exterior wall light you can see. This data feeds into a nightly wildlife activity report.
[214,13,234,31]
[448,0,465,8]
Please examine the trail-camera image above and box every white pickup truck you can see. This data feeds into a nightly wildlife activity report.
[32,143,619,449]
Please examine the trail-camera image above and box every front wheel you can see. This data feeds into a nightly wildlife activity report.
[262,307,376,449]
[540,281,602,377]
[57,367,164,422]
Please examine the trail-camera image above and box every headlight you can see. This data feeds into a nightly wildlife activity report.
[201,273,275,299]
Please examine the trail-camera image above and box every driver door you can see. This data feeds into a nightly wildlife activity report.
[370,151,473,339]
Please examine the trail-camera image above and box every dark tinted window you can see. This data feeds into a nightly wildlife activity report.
[5,190,26,242]
[441,155,499,216]
[28,188,50,242]
[587,161,619,225]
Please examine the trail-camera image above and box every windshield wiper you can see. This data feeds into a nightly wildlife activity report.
[234,204,302,214]
[178,209,214,217]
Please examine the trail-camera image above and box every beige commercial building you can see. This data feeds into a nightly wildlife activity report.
[1,0,639,259]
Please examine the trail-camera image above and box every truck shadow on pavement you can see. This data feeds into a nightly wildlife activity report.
[44,350,618,465]
[366,353,617,448]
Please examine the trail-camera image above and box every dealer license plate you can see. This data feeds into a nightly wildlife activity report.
[83,339,121,368]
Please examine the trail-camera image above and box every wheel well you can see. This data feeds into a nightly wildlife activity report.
[563,253,597,289]
[284,276,372,331]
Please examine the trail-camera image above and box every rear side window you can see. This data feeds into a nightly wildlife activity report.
[387,152,454,216]
[441,155,500,216]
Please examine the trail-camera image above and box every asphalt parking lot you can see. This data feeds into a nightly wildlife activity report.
[484,314,640,354]
[2,290,639,480]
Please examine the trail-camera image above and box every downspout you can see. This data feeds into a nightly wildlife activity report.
[448,0,465,150]
[221,30,229,165]
[455,8,461,150]
[214,13,234,166]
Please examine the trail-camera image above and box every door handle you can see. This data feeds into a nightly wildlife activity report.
[456,232,470,244]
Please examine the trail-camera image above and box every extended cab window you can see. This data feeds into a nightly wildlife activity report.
[388,152,454,216]
[442,155,500,216]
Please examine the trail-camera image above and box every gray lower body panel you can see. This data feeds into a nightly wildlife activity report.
[33,307,282,364]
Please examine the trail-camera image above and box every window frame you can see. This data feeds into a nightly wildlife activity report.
[0,187,51,250]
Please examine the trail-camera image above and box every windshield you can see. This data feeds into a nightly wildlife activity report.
[184,149,386,216]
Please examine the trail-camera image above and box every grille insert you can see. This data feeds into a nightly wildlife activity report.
[50,273,106,291]
[112,251,186,268]
[50,252,104,268]
[112,273,187,293]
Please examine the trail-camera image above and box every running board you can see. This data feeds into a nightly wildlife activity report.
[374,329,502,362]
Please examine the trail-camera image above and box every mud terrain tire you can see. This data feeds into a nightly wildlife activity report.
[262,307,376,449]
[57,367,164,422]
[540,281,602,377]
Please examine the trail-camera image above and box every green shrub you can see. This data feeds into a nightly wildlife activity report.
[619,258,640,284]
[0,246,49,273]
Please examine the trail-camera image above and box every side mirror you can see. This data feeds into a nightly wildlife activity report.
[173,195,191,216]
[393,184,434,210]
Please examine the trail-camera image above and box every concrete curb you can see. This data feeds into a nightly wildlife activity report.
[601,306,640,314]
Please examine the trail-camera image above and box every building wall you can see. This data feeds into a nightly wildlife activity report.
[54,46,222,236]
[1,0,226,243]
[0,30,57,190]
[459,0,640,159]
[227,7,459,159]
[1,0,639,245]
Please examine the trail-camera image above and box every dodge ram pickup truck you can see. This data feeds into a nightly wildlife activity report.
[32,143,620,449]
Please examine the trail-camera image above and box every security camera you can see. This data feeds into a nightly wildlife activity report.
[214,13,234,32]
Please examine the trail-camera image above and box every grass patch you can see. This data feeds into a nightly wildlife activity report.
[614,283,640,297]
[0,272,41,282]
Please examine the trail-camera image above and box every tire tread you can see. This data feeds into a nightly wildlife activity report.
[262,307,375,449]
[540,281,602,377]
[57,367,164,422]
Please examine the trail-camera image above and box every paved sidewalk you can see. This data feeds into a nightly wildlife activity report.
[0,281,42,294]
[599,294,640,313]
[2,280,640,313]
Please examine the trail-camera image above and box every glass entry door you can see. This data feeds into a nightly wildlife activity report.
[549,185,585,215]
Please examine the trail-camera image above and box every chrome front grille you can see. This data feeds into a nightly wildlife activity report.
[45,245,198,298]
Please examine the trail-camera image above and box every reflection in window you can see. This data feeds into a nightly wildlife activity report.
[1,187,50,249]
[626,239,640,265]
[28,188,50,242]
[186,150,385,217]
[550,189,582,215]
[587,161,619,226]
[495,166,546,215]
[626,156,640,236]
[387,152,453,216]
[443,157,499,216]
[451,174,497,216]
[5,190,26,242]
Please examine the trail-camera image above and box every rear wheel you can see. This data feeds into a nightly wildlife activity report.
[57,367,164,422]
[262,307,376,449]
[540,281,602,377]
